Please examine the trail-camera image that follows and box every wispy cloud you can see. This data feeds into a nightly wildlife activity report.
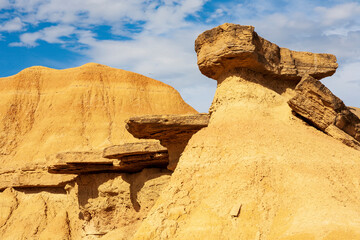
[10,25,77,46]
[0,0,359,111]
[0,17,24,32]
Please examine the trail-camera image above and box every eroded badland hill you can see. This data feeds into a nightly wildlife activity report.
[1,24,360,240]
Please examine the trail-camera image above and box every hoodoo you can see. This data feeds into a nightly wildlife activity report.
[133,24,360,240]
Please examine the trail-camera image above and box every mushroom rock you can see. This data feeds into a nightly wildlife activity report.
[0,63,196,239]
[196,23,338,81]
[133,24,360,239]
[125,114,209,171]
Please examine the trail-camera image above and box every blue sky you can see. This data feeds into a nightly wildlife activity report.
[0,0,359,112]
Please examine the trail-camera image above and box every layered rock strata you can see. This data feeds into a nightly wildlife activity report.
[195,23,338,81]
[48,142,169,174]
[126,114,209,170]
[288,75,360,148]
[0,166,76,190]
[133,24,360,239]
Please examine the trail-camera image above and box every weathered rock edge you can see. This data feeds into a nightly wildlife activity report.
[0,165,76,190]
[48,142,169,174]
[288,75,360,149]
[195,23,338,81]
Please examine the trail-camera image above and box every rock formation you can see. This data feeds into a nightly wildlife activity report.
[48,142,169,174]
[126,114,209,170]
[1,23,360,240]
[288,75,360,148]
[133,23,360,239]
[195,24,338,81]
[0,63,196,239]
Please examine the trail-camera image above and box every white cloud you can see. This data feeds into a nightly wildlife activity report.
[10,25,76,47]
[326,61,360,108]
[1,0,360,111]
[315,2,360,26]
[0,17,24,32]
[80,25,215,111]
[0,0,9,9]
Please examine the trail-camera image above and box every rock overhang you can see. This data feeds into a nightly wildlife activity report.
[195,23,338,81]
[125,114,210,171]
[125,114,210,143]
[47,142,169,174]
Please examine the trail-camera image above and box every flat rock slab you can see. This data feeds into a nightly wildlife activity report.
[195,23,338,81]
[103,142,167,159]
[0,166,77,190]
[125,114,210,142]
[49,157,168,174]
[49,151,113,165]
[288,75,345,130]
[48,142,169,174]
[325,125,360,151]
[288,75,360,149]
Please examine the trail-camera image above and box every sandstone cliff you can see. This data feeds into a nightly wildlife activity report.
[133,24,360,240]
[0,63,196,239]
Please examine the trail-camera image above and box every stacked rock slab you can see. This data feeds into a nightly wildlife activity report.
[195,23,338,81]
[48,142,169,174]
[288,75,360,149]
[0,166,76,190]
[126,114,209,170]
[133,24,360,239]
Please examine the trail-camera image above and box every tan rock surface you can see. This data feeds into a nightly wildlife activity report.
[0,166,76,190]
[76,168,171,239]
[103,141,167,159]
[195,23,338,81]
[0,168,171,240]
[133,25,360,240]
